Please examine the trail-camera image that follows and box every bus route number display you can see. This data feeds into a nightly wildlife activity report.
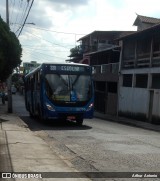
[50,65,85,72]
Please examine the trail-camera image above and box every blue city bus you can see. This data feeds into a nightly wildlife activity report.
[24,63,94,125]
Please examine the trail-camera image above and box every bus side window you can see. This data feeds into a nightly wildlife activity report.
[25,79,28,91]
[34,73,37,91]
[28,78,31,91]
[33,74,36,91]
[31,78,34,91]
[37,71,40,91]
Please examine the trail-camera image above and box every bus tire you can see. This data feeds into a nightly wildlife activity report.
[38,106,44,122]
[29,112,34,118]
[76,117,83,126]
[2,97,5,104]
[28,104,33,118]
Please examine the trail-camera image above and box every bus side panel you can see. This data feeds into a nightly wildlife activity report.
[39,82,50,120]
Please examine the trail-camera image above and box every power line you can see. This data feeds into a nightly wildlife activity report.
[21,29,73,49]
[22,44,54,47]
[19,1,29,29]
[23,24,86,35]
[23,50,66,62]
[11,0,21,32]
[24,46,69,52]
[24,48,66,59]
[11,2,19,31]
[10,0,28,33]
[12,23,86,37]
[18,0,34,37]
[19,23,84,47]
[23,51,45,62]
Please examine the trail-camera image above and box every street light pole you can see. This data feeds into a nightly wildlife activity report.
[6,0,12,113]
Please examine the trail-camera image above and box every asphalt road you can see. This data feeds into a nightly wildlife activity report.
[12,93,160,181]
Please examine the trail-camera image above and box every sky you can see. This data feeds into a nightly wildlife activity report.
[1,0,160,65]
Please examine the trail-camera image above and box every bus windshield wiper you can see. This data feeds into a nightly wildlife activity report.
[69,75,80,90]
[57,73,69,88]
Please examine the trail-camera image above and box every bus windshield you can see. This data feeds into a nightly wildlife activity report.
[45,74,92,105]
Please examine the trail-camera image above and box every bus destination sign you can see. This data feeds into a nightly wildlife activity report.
[50,65,86,72]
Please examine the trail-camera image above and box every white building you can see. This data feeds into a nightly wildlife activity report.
[23,61,40,75]
[118,15,160,124]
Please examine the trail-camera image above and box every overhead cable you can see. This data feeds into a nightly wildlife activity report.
[18,0,34,37]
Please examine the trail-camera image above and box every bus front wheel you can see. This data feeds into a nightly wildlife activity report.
[76,117,83,126]
[38,106,43,122]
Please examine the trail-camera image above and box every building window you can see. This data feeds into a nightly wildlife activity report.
[152,74,160,89]
[123,74,132,87]
[135,74,148,88]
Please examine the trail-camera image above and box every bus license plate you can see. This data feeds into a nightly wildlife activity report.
[67,116,75,120]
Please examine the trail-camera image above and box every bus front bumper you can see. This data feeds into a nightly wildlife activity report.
[44,103,94,120]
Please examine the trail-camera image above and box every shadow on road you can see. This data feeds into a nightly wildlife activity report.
[20,116,92,131]
[0,118,9,123]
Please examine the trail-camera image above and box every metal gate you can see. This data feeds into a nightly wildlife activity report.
[94,91,105,113]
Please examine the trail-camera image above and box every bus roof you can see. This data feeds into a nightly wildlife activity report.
[25,62,90,78]
[41,62,90,66]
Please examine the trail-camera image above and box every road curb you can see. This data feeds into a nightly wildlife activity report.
[94,112,160,132]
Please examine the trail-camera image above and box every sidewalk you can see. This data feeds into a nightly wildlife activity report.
[94,111,160,132]
[0,102,90,181]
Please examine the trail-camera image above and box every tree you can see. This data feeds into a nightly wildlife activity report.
[0,16,22,82]
[12,73,24,90]
[69,46,80,57]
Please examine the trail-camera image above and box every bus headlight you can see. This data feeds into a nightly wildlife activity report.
[46,103,55,111]
[86,103,94,111]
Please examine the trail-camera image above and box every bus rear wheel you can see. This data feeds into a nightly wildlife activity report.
[29,110,34,118]
[76,117,83,126]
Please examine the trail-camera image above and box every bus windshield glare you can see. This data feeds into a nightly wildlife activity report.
[45,74,92,105]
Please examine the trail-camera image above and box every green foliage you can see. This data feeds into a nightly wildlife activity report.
[12,73,20,83]
[12,73,24,89]
[0,16,22,82]
[69,46,80,57]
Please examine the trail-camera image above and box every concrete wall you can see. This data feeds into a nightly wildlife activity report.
[119,87,160,123]
[152,90,160,118]
[119,87,149,119]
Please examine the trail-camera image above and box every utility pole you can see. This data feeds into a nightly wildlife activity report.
[6,0,9,24]
[6,0,12,113]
